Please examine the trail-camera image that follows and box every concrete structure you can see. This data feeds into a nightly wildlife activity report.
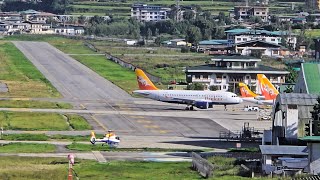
[234,40,288,58]
[162,39,187,47]
[260,145,308,175]
[301,136,320,175]
[234,6,269,22]
[54,26,84,35]
[195,40,230,55]
[225,29,297,50]
[131,4,169,22]
[271,93,319,145]
[185,55,289,92]
[307,0,320,10]
[294,62,320,94]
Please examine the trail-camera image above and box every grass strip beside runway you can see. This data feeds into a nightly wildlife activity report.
[67,142,207,152]
[0,100,72,109]
[0,42,60,98]
[0,112,91,131]
[72,54,138,93]
[0,156,201,180]
[0,143,56,153]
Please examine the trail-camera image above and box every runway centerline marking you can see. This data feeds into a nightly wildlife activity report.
[91,115,108,131]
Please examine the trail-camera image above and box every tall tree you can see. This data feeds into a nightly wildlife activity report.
[185,26,201,44]
[183,10,195,21]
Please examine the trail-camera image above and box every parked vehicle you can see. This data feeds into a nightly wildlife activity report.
[244,105,259,111]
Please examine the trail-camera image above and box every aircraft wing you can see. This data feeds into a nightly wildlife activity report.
[171,97,210,105]
[242,97,274,105]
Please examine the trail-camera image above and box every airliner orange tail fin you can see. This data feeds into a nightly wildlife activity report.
[135,68,158,90]
[257,74,279,100]
[239,83,258,98]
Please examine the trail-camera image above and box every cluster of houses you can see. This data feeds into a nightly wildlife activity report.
[0,9,85,36]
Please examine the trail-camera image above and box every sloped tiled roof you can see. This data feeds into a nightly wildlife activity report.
[260,145,308,155]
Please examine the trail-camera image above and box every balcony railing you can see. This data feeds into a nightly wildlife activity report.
[192,78,210,82]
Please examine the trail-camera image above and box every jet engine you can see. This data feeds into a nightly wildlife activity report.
[194,101,209,109]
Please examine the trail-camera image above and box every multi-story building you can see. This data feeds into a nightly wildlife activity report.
[185,55,289,92]
[234,6,269,22]
[307,0,320,10]
[226,28,297,50]
[131,3,169,22]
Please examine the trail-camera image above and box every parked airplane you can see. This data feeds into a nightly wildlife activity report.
[257,74,279,100]
[133,68,243,110]
[239,74,279,105]
[90,131,120,147]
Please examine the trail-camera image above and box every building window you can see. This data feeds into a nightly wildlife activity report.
[223,85,226,89]
[241,12,245,14]
[203,75,208,79]
[237,38,241,41]
[271,38,275,41]
[223,75,227,79]
[238,49,242,54]
[256,12,260,15]
[262,12,265,14]
[243,38,247,41]
[273,50,279,54]
[195,75,200,79]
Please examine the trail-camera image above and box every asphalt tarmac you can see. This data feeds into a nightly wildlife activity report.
[13,41,271,138]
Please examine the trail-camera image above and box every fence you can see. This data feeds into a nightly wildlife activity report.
[83,41,162,83]
[191,152,214,178]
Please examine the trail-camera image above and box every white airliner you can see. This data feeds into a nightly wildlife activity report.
[133,68,243,110]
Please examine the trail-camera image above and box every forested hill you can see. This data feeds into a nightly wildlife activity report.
[1,0,72,14]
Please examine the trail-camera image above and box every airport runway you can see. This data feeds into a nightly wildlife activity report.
[13,41,272,138]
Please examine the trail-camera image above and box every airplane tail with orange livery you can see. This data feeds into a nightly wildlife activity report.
[257,74,279,100]
[239,83,258,98]
[135,68,158,90]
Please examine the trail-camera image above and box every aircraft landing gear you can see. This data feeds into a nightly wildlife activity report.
[185,106,194,111]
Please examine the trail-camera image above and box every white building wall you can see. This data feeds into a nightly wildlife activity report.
[310,143,320,175]
[285,108,299,139]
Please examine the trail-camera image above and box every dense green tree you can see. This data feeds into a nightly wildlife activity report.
[285,66,298,83]
[185,26,201,44]
[187,82,204,90]
[183,10,195,21]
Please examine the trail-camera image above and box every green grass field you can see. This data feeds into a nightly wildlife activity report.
[0,112,90,131]
[302,63,320,94]
[0,143,56,153]
[0,112,70,131]
[0,42,60,98]
[0,156,202,180]
[71,54,138,93]
[65,114,92,130]
[67,142,208,152]
[0,100,72,109]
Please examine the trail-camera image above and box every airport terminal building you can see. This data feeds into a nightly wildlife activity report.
[185,56,289,93]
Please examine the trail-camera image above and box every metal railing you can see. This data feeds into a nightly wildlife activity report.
[191,152,214,178]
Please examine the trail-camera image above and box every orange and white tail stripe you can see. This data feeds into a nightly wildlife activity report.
[239,83,258,98]
[135,68,158,90]
[257,74,279,100]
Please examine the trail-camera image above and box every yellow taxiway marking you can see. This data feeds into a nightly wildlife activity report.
[91,115,108,131]
[80,104,86,110]
[119,107,132,110]
[11,98,30,101]
[129,116,144,119]
[137,120,152,123]
[158,130,168,134]
[143,125,159,129]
